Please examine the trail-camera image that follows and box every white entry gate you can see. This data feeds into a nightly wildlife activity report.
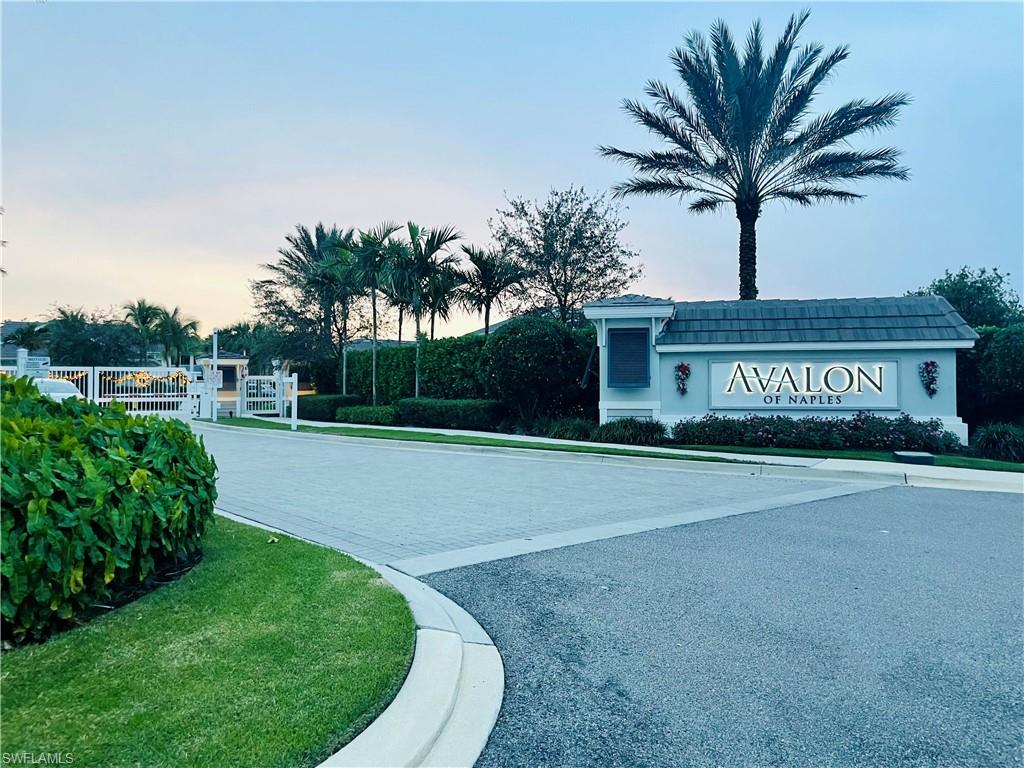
[238,372,298,429]
[5,350,296,429]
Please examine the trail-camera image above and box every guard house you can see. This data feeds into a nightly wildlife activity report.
[582,295,978,443]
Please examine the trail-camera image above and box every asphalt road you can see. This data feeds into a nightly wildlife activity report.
[425,485,1024,768]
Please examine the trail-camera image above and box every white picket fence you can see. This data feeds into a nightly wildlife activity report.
[3,355,296,428]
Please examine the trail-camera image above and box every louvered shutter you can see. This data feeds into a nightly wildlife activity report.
[607,328,650,387]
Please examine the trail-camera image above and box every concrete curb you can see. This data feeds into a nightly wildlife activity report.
[214,509,504,768]
[196,420,1022,494]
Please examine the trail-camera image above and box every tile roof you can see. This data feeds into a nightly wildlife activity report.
[655,296,978,345]
[584,294,675,307]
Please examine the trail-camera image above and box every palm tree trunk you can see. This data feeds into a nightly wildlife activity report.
[737,206,759,300]
[414,313,422,398]
[370,289,378,406]
[397,306,404,344]
[430,311,436,340]
[483,303,491,336]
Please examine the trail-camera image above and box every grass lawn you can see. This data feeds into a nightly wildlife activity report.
[210,417,752,464]
[673,444,1023,473]
[0,518,415,768]
[209,417,1021,474]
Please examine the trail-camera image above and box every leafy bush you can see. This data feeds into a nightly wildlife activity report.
[958,324,1024,429]
[397,398,503,431]
[338,346,416,405]
[335,405,400,426]
[547,417,597,442]
[296,394,362,422]
[973,423,1024,463]
[479,317,593,421]
[1,377,217,643]
[419,336,486,399]
[592,418,667,446]
[306,357,342,395]
[670,412,961,453]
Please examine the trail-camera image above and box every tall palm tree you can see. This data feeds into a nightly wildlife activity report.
[4,324,48,353]
[353,222,402,405]
[457,245,531,335]
[398,222,462,396]
[600,11,909,300]
[123,299,163,357]
[156,307,199,365]
[382,243,415,344]
[322,232,364,395]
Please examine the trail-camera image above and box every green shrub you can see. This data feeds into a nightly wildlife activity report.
[1,377,217,643]
[593,418,667,446]
[397,398,503,431]
[547,417,597,442]
[973,423,1024,463]
[306,358,342,395]
[670,412,961,453]
[419,336,486,399]
[335,405,400,426]
[296,394,362,422]
[479,317,593,421]
[338,346,416,405]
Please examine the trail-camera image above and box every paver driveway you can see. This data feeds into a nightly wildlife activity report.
[195,423,880,567]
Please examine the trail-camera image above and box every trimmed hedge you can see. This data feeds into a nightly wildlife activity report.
[335,405,400,426]
[419,336,486,399]
[297,394,362,422]
[338,346,416,405]
[397,398,503,431]
[1,377,217,643]
[973,423,1024,463]
[593,418,667,446]
[547,417,597,442]
[670,412,962,453]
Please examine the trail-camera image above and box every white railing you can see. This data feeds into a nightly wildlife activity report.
[95,367,194,414]
[48,366,93,399]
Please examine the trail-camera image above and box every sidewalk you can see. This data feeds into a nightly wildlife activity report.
[262,416,1023,494]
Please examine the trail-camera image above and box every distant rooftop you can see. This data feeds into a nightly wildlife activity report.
[656,296,978,345]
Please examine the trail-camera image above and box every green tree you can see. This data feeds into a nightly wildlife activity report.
[457,245,530,335]
[47,307,143,366]
[909,266,1023,328]
[3,324,48,353]
[600,11,909,299]
[491,187,642,323]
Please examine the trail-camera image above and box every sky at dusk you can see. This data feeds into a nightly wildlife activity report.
[3,1,1022,337]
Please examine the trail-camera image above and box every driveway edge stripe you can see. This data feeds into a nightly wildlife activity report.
[390,482,895,576]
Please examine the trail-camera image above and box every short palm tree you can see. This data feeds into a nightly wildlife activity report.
[4,324,49,353]
[156,307,199,365]
[123,299,164,356]
[600,11,909,299]
[269,223,354,359]
[457,245,530,335]
[353,222,402,405]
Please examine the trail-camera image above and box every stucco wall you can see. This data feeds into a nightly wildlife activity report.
[596,317,967,440]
